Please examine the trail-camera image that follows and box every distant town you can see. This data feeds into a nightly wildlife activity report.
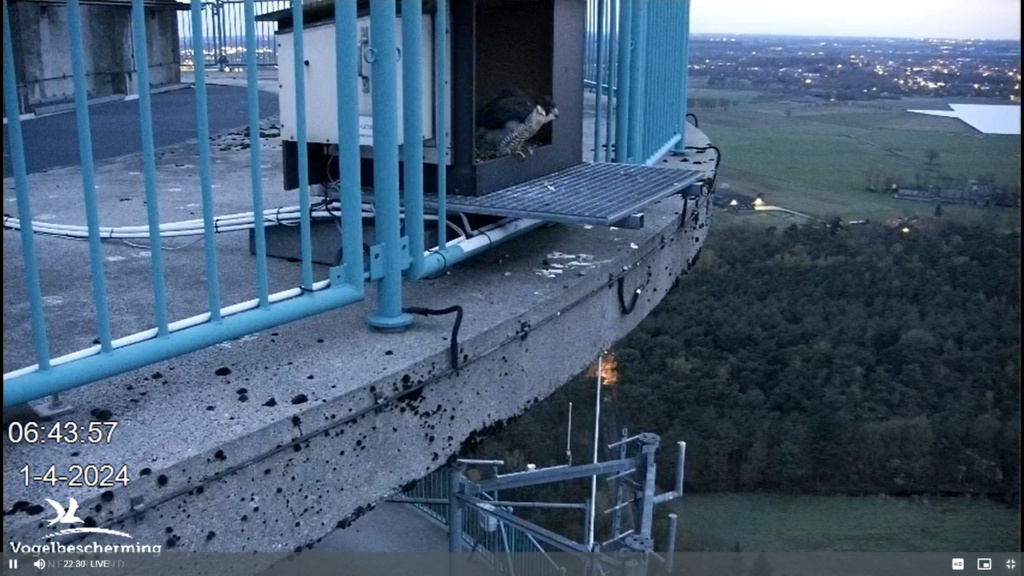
[688,34,1021,101]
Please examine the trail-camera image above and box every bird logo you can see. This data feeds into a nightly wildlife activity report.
[45,498,84,526]
[39,498,133,539]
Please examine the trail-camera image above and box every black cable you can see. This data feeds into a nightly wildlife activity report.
[683,144,721,173]
[403,305,464,371]
[683,144,722,191]
[617,276,642,315]
[686,113,698,128]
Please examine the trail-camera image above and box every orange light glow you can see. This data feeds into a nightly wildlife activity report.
[587,352,619,387]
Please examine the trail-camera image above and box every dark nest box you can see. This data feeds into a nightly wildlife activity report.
[449,0,584,196]
[265,0,584,198]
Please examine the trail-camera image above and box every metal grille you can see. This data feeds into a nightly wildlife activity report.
[437,163,703,226]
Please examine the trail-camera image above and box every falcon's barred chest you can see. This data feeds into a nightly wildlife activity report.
[475,91,559,159]
[497,106,548,156]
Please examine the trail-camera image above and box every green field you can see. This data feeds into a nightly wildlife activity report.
[688,86,1021,228]
[669,494,1022,553]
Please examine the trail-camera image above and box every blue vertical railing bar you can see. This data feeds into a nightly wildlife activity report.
[244,0,270,307]
[604,0,616,162]
[290,0,313,291]
[434,0,447,249]
[335,0,364,290]
[672,0,691,155]
[3,0,51,369]
[67,0,112,351]
[591,0,605,163]
[131,0,170,335]
[641,2,653,157]
[192,0,222,320]
[613,0,632,163]
[367,0,412,329]
[654,1,666,155]
[657,1,669,154]
[403,0,425,278]
[626,0,645,163]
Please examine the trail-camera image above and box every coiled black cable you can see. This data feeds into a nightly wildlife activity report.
[403,306,464,371]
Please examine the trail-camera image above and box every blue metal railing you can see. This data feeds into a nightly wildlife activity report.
[3,0,692,407]
[585,0,690,165]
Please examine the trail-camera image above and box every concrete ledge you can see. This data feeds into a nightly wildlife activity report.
[3,121,713,574]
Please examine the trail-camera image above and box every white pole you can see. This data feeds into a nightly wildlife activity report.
[586,354,602,549]
[566,402,574,465]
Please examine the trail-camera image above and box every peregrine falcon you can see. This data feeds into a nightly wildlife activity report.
[476,90,559,160]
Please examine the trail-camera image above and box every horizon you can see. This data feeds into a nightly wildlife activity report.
[691,0,1021,42]
[687,31,1022,42]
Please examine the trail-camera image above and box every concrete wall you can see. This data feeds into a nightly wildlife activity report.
[9,2,180,113]
[142,7,181,88]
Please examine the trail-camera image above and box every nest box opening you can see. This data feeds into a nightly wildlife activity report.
[474,0,556,159]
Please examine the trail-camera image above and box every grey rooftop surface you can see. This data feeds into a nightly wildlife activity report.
[3,83,714,569]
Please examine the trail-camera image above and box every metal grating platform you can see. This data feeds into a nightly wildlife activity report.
[430,163,705,227]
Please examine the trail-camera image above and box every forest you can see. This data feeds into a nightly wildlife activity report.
[466,221,1021,504]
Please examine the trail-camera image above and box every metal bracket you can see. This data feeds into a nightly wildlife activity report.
[400,236,411,270]
[368,238,412,280]
[329,264,347,284]
[28,394,74,419]
[357,27,370,93]
[611,213,644,229]
[368,244,385,280]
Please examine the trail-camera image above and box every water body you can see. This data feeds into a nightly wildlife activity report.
[908,104,1021,135]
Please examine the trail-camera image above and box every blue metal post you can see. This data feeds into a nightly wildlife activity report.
[641,3,652,157]
[367,0,412,329]
[613,0,632,163]
[291,0,314,291]
[672,0,692,155]
[67,0,112,351]
[192,0,222,319]
[434,0,447,248]
[131,0,170,335]
[335,0,364,291]
[3,0,50,369]
[244,0,269,307]
[652,2,666,155]
[626,0,646,163]
[592,0,605,163]
[604,0,617,162]
[403,0,425,279]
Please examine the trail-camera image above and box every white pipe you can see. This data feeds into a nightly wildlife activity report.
[566,401,573,464]
[4,210,454,240]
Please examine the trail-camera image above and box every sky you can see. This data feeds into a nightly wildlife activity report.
[690,0,1022,41]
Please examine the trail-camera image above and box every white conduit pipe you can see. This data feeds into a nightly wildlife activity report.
[2,204,465,240]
